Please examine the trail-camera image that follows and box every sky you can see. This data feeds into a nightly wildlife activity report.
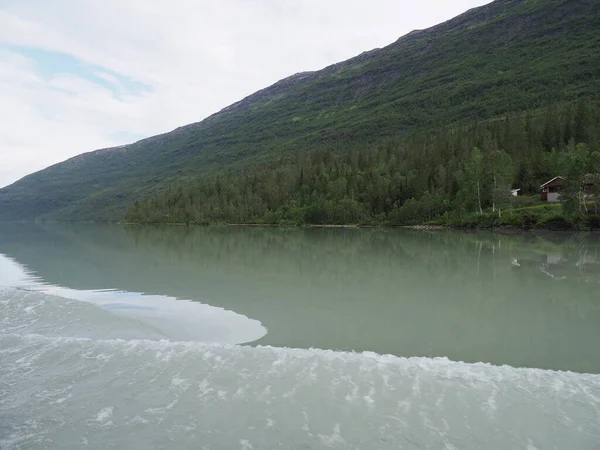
[0,0,492,188]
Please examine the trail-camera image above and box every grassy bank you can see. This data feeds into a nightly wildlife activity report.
[428,203,600,230]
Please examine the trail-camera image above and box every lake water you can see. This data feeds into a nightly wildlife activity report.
[1,224,599,449]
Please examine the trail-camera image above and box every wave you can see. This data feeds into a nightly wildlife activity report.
[2,288,600,450]
[2,330,600,450]
[2,330,600,382]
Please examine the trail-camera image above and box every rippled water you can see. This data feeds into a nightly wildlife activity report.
[2,289,600,450]
[1,225,600,449]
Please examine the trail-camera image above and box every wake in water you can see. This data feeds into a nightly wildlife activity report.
[1,288,600,450]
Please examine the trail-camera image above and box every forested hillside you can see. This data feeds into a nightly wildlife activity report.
[1,0,599,222]
[126,100,600,228]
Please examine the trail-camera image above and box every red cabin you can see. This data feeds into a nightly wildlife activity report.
[540,176,563,202]
[541,174,599,202]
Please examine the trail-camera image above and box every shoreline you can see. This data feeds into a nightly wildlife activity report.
[118,222,599,232]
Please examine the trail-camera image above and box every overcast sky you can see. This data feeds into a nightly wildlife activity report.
[0,0,491,188]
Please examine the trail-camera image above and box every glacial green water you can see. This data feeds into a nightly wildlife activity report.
[1,224,599,372]
[1,224,599,449]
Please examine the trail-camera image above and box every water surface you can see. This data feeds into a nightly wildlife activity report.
[1,224,599,449]
[1,224,599,372]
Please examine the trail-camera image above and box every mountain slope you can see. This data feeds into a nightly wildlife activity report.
[1,0,599,221]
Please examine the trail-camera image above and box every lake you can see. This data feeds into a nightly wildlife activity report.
[1,224,599,449]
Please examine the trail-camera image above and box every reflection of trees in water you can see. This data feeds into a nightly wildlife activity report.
[1,223,599,306]
[120,226,600,319]
[122,226,492,286]
[2,223,600,289]
[2,224,600,371]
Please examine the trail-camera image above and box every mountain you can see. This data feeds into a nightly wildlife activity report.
[1,0,599,222]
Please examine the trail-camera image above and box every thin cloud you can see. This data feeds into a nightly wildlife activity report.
[0,0,491,188]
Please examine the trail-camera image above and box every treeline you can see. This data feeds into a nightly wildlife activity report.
[126,100,600,226]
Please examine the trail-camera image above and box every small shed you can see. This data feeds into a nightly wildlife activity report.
[511,189,520,197]
[584,174,600,196]
[540,176,564,202]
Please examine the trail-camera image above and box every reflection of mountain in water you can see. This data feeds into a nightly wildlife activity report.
[1,224,599,373]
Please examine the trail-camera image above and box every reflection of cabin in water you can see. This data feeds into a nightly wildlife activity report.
[511,248,600,283]
[540,175,600,202]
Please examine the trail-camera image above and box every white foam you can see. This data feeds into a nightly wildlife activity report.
[2,330,600,383]
[94,407,114,423]
[319,423,345,448]
[239,439,254,450]
[2,288,600,450]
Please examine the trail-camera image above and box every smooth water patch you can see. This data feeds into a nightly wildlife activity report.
[0,256,266,344]
[0,285,266,344]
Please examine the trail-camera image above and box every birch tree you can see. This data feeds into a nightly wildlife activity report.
[458,147,485,215]
[487,149,514,217]
[561,143,590,218]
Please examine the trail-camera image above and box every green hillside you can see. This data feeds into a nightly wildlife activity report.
[1,0,599,222]
[125,100,600,228]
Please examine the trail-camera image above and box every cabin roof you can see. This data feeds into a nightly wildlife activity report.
[540,176,563,188]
